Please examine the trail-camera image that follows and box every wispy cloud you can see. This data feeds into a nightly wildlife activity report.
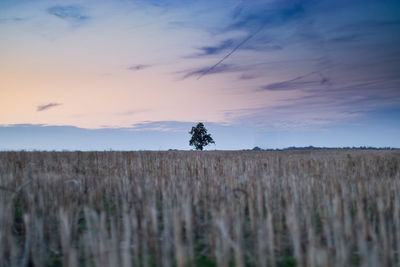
[131,121,191,132]
[197,39,234,56]
[245,77,400,129]
[335,19,400,32]
[261,71,330,91]
[191,1,309,79]
[197,26,265,80]
[116,109,148,116]
[37,103,62,112]
[194,36,282,58]
[239,74,257,80]
[227,2,307,31]
[47,5,89,22]
[0,17,26,23]
[180,64,238,79]
[127,64,151,71]
[329,34,358,43]
[261,77,330,91]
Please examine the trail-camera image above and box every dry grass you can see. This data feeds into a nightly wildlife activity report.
[0,150,399,267]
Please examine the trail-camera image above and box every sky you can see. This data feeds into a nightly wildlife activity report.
[1,0,399,150]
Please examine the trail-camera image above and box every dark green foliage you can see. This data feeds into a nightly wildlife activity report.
[277,256,297,267]
[13,197,25,236]
[45,252,63,267]
[350,250,361,266]
[189,123,215,151]
[195,256,217,267]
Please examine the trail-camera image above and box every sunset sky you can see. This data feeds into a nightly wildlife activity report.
[1,0,399,150]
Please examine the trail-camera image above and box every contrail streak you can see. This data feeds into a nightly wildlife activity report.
[197,25,264,80]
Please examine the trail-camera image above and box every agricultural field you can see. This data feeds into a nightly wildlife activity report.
[0,150,399,267]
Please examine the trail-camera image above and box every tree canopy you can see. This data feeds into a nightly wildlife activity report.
[189,123,215,150]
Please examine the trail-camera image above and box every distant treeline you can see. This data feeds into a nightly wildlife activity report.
[252,146,399,151]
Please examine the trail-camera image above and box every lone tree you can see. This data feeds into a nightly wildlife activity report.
[189,122,215,150]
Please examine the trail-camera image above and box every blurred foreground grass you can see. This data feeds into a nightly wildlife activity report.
[0,150,399,267]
